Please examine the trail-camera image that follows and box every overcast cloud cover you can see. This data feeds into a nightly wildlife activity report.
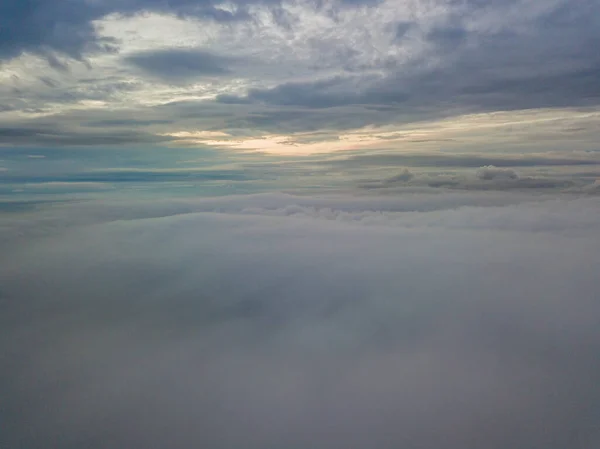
[1,0,600,151]
[2,0,600,448]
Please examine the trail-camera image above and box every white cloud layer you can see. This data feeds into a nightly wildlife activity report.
[1,191,600,448]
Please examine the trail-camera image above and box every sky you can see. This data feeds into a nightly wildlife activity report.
[0,0,600,151]
[1,0,600,198]
[1,0,600,448]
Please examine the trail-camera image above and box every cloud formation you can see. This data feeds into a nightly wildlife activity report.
[475,165,518,180]
[1,0,600,147]
[125,48,236,82]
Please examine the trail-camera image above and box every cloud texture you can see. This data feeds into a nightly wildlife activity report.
[1,0,600,148]
[2,192,600,449]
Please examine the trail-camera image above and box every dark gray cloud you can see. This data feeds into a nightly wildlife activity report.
[475,165,518,180]
[330,152,600,168]
[217,75,407,109]
[1,193,600,448]
[0,169,250,184]
[219,58,600,121]
[84,119,173,128]
[356,166,586,193]
[125,48,236,82]
[393,21,413,40]
[37,76,60,88]
[0,0,117,62]
[0,125,172,146]
[426,24,468,49]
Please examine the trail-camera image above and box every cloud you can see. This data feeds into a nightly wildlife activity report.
[84,119,173,128]
[358,168,415,188]
[213,0,600,129]
[334,152,600,169]
[1,192,600,448]
[583,179,600,194]
[2,168,250,184]
[0,0,116,61]
[0,191,545,245]
[357,163,592,192]
[124,48,236,82]
[384,168,414,183]
[216,73,414,110]
[221,54,600,118]
[0,126,172,146]
[476,165,518,180]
